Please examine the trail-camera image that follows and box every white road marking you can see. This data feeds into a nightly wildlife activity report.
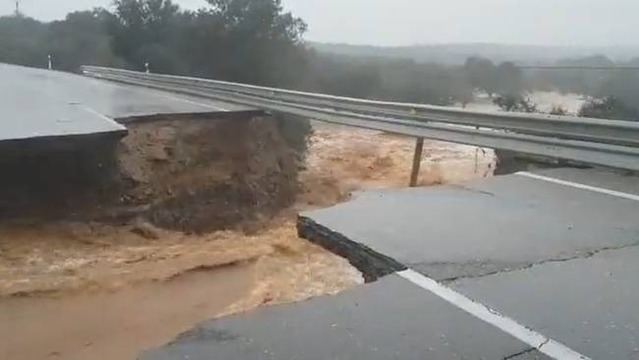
[398,269,590,360]
[76,105,126,129]
[517,172,639,202]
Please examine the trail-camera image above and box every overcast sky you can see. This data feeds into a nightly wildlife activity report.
[2,0,637,46]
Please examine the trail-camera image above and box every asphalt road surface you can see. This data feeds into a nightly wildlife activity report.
[144,167,639,360]
[0,63,246,142]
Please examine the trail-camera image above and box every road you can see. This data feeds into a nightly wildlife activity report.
[4,62,637,359]
[143,167,639,360]
[0,63,246,143]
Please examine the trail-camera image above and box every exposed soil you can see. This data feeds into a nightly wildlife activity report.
[115,115,302,233]
[0,116,495,360]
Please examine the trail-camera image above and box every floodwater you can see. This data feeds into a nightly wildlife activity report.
[0,220,363,360]
[463,91,585,115]
[299,123,495,208]
[1,263,254,360]
[0,123,494,359]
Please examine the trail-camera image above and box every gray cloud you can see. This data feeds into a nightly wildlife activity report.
[2,0,637,46]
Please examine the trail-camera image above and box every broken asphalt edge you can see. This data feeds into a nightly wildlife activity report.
[297,215,407,282]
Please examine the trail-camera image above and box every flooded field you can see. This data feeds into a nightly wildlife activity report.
[463,91,585,115]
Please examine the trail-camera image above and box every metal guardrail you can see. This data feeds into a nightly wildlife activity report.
[81,66,639,172]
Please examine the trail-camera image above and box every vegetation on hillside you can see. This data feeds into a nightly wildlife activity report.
[0,0,637,119]
[579,97,639,121]
[0,0,455,105]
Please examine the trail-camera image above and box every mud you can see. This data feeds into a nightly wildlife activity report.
[0,114,304,233]
[0,217,363,360]
[0,118,495,360]
[1,262,254,360]
[116,115,303,232]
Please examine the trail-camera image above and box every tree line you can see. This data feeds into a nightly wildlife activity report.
[0,0,637,120]
[464,54,639,120]
[0,0,526,107]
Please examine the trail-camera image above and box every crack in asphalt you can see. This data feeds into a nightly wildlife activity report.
[503,347,538,360]
[538,338,550,350]
[440,241,639,283]
[501,337,552,359]
[449,184,496,197]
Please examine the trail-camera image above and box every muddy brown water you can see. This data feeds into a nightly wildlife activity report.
[0,263,254,360]
[0,123,495,360]
[0,220,364,360]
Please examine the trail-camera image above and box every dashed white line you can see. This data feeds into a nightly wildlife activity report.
[398,269,590,360]
[517,172,639,202]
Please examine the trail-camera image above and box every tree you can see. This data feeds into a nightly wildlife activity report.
[450,72,474,107]
[579,97,638,121]
[110,0,180,71]
[0,0,478,107]
[45,10,123,71]
[534,55,615,95]
[574,70,639,121]
[597,71,639,109]
[495,61,523,96]
[464,56,497,96]
[0,15,48,68]
[493,95,537,113]
[206,0,305,43]
[202,0,307,85]
[549,105,567,116]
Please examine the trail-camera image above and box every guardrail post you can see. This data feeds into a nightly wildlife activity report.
[409,137,425,187]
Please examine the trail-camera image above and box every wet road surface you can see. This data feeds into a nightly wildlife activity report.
[302,168,639,281]
[144,167,638,360]
[0,63,246,142]
[141,274,541,360]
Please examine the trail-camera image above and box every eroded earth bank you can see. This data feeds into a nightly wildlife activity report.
[0,113,494,360]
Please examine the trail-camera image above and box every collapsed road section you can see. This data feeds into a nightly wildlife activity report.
[296,167,639,359]
[1,63,356,360]
[2,63,502,360]
[0,63,247,218]
[142,167,639,360]
[0,62,244,150]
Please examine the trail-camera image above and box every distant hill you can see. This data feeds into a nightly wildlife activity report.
[555,55,616,67]
[309,42,639,65]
